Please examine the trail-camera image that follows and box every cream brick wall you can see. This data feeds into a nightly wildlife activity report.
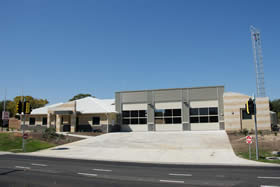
[78,113,117,126]
[24,115,48,126]
[224,92,271,131]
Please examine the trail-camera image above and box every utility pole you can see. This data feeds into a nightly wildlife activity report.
[21,89,26,152]
[253,96,259,160]
[2,88,7,130]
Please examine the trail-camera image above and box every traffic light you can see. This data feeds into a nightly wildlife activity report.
[245,98,255,115]
[16,101,22,114]
[23,101,32,114]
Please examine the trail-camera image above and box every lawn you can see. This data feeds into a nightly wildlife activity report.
[0,133,55,153]
[228,131,280,164]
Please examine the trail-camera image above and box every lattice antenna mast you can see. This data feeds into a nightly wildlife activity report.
[250,25,266,97]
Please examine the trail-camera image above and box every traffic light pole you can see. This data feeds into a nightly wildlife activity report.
[22,98,25,152]
[254,97,259,160]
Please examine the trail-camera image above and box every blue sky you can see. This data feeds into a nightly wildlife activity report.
[0,0,279,104]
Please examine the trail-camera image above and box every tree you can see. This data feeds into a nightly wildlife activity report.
[69,93,94,101]
[6,96,49,117]
[270,99,280,121]
[270,99,280,112]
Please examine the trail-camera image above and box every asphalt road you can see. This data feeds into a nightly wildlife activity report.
[0,154,279,187]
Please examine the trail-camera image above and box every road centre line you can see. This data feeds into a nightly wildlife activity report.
[215,175,225,178]
[160,179,184,184]
[31,163,48,167]
[15,166,30,170]
[93,168,112,172]
[169,173,192,177]
[258,176,280,180]
[77,172,98,177]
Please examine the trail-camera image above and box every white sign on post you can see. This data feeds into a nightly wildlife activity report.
[2,111,9,120]
[246,135,253,160]
[246,136,253,144]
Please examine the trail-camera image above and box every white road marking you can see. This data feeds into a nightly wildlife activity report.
[258,176,280,180]
[31,163,48,167]
[216,175,225,178]
[93,168,112,172]
[169,173,192,177]
[160,179,184,184]
[77,172,98,177]
[15,166,30,170]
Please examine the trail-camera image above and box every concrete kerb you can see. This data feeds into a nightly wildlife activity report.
[12,153,280,167]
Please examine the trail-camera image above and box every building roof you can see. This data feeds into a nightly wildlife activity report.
[31,103,64,115]
[116,85,224,93]
[75,97,116,114]
[30,97,116,115]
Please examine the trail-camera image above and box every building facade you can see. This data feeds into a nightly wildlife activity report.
[115,86,225,131]
[21,86,271,132]
[24,97,117,132]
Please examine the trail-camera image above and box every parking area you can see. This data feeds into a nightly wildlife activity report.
[27,131,274,166]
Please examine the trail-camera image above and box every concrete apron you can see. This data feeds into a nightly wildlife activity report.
[25,131,278,167]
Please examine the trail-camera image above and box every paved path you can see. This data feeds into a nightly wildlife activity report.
[26,131,277,166]
[56,132,91,139]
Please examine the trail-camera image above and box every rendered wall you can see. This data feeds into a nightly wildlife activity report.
[116,86,224,131]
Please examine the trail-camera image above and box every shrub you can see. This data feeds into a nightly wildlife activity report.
[241,128,249,136]
[42,128,58,139]
[258,130,263,136]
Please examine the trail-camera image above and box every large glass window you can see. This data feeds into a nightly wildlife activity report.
[92,117,100,125]
[29,117,35,125]
[42,117,47,125]
[189,107,219,123]
[155,108,182,124]
[122,110,147,125]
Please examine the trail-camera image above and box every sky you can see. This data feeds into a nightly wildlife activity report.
[0,0,279,104]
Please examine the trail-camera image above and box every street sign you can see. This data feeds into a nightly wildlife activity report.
[2,111,9,120]
[246,135,253,144]
[23,133,28,139]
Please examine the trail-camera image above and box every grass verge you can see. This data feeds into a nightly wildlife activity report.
[228,131,280,164]
[0,133,55,153]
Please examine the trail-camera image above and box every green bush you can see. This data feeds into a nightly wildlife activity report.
[241,128,249,136]
[42,128,58,139]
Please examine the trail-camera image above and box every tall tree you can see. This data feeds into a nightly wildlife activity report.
[6,96,49,117]
[270,99,280,120]
[69,93,94,101]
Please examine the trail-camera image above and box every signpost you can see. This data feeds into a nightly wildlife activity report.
[23,133,28,139]
[246,135,253,159]
[2,111,9,120]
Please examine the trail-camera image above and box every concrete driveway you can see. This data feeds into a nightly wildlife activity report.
[27,131,274,166]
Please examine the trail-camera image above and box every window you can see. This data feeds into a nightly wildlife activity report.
[122,110,147,125]
[189,107,219,123]
[122,111,129,117]
[209,107,218,115]
[155,109,164,117]
[92,117,100,125]
[29,117,35,125]
[42,117,47,125]
[190,108,198,115]
[155,108,182,124]
[242,109,252,120]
